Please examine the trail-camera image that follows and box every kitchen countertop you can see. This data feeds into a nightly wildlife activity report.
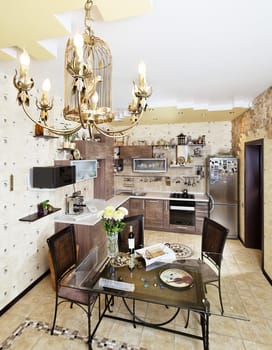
[54,191,209,226]
[124,191,209,202]
[54,195,129,226]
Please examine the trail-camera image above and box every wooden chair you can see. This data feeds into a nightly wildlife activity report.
[118,214,144,252]
[47,225,98,344]
[185,217,228,327]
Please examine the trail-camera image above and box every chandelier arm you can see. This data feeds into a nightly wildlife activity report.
[92,108,146,138]
[75,89,89,129]
[21,103,82,136]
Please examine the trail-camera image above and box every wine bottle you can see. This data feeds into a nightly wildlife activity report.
[128,225,135,254]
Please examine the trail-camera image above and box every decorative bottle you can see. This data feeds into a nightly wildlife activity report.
[128,225,135,254]
[128,225,135,271]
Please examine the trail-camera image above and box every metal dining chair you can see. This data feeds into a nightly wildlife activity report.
[185,217,228,327]
[200,217,229,313]
[47,225,98,345]
[118,214,144,252]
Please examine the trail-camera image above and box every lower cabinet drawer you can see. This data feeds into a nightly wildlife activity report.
[169,224,196,234]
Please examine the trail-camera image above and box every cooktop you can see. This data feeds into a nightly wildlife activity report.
[170,193,195,199]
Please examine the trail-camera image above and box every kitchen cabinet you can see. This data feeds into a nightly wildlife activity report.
[76,135,113,160]
[168,223,196,234]
[94,159,114,200]
[75,136,114,200]
[129,198,169,231]
[144,199,169,230]
[129,198,145,216]
[54,221,107,264]
[119,145,152,159]
[195,202,209,234]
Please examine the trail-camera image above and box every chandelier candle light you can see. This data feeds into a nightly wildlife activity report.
[97,206,128,258]
[13,0,152,139]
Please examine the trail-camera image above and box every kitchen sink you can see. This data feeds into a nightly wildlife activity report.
[116,191,146,197]
[132,191,146,197]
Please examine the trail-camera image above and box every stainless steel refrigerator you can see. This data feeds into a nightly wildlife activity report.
[207,157,239,238]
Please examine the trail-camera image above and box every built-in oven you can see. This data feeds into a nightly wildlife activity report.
[169,193,195,226]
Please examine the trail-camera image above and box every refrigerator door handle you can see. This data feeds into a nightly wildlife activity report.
[208,194,215,213]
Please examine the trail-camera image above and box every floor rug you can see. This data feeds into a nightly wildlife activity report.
[0,319,147,350]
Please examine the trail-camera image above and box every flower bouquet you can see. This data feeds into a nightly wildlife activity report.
[97,205,128,257]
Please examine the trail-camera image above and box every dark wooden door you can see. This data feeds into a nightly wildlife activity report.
[244,140,263,250]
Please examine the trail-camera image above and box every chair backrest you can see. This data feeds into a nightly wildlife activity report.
[201,217,229,268]
[47,225,77,283]
[118,215,144,252]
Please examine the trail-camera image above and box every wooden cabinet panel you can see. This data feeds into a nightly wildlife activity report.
[94,159,114,200]
[54,222,107,264]
[129,198,169,230]
[73,222,107,263]
[145,199,168,230]
[145,199,164,229]
[76,136,113,160]
[129,198,145,216]
[195,202,209,234]
[119,146,152,159]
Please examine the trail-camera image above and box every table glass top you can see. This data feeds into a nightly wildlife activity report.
[61,257,207,312]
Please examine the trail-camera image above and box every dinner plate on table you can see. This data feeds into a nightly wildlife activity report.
[159,267,193,289]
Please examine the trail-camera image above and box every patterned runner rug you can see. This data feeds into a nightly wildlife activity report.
[0,319,147,350]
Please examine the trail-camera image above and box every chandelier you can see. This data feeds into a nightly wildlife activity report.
[13,0,152,139]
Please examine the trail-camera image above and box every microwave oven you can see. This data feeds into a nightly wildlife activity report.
[32,165,76,188]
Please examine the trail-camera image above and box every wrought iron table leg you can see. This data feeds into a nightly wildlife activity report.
[200,299,210,350]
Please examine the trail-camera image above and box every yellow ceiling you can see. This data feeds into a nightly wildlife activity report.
[0,0,151,60]
[0,0,249,122]
[112,106,247,125]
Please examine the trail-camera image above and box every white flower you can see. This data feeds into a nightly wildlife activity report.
[103,206,115,219]
[113,209,125,221]
[119,206,128,216]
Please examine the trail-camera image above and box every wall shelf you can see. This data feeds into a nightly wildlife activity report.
[19,208,61,222]
[33,135,59,139]
[169,164,193,168]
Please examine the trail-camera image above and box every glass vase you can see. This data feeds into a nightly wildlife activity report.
[107,233,119,258]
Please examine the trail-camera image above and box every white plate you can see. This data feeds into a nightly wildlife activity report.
[159,268,193,289]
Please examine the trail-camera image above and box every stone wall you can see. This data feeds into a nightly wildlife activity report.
[232,86,272,280]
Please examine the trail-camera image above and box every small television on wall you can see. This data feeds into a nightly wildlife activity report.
[70,160,98,182]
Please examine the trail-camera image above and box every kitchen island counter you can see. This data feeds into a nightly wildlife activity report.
[54,195,129,226]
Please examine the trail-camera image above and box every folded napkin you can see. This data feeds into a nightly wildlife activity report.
[136,243,176,267]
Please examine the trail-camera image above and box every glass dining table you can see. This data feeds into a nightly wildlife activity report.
[61,249,210,350]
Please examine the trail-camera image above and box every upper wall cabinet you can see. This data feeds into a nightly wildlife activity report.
[75,136,114,200]
[76,135,114,160]
[70,160,97,182]
[119,146,153,159]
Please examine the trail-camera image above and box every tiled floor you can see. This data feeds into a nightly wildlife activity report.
[1,230,272,350]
